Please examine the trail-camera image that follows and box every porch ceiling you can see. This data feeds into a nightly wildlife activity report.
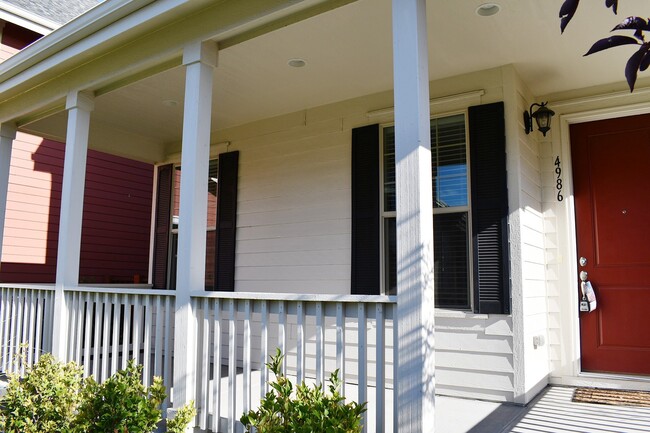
[18,0,644,162]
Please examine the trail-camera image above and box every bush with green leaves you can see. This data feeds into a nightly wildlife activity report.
[241,348,366,433]
[0,353,195,433]
[0,353,83,433]
[75,360,168,433]
[166,401,197,433]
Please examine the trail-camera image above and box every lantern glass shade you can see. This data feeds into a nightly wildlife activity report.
[531,104,555,136]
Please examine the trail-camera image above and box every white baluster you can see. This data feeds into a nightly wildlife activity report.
[376,303,385,433]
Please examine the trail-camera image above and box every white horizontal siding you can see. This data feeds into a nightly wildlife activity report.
[232,126,350,295]
[237,203,347,227]
[506,80,551,403]
[236,280,350,294]
[238,219,350,241]
[236,265,350,281]
[436,350,513,373]
[540,141,566,378]
[236,234,349,254]
[438,369,514,392]
[196,67,520,401]
[237,250,349,267]
[436,329,513,354]
[209,306,515,402]
[435,315,514,400]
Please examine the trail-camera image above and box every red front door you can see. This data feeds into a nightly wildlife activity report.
[571,114,650,375]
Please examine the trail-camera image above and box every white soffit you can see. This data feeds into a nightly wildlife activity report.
[11,0,650,153]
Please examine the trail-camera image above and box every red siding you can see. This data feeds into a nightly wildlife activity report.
[0,134,154,284]
[1,22,42,50]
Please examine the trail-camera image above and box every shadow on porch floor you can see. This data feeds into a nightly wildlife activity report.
[202,366,650,433]
[441,386,650,433]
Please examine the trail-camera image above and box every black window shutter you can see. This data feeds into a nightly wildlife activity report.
[152,164,173,289]
[351,124,380,295]
[214,151,239,291]
[468,102,510,314]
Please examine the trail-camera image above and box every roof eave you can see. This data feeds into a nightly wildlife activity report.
[0,0,59,34]
[0,0,358,126]
[0,0,159,82]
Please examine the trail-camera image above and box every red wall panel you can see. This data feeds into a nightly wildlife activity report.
[0,135,154,284]
[1,22,42,50]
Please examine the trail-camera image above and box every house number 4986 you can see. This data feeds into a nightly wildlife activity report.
[555,156,563,202]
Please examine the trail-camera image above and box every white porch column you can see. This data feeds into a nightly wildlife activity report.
[172,40,217,410]
[392,1,435,432]
[0,123,16,269]
[51,90,95,360]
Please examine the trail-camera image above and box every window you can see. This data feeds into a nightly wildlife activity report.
[169,159,219,290]
[153,151,239,291]
[381,114,471,309]
[350,102,509,314]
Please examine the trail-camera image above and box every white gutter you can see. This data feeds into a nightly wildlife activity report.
[0,1,59,34]
[0,0,334,87]
[0,0,355,124]
[0,0,159,82]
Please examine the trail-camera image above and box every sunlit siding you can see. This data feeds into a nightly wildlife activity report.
[198,66,518,401]
[0,135,154,284]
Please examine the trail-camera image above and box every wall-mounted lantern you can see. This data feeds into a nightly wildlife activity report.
[524,102,555,136]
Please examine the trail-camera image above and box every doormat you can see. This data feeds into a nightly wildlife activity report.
[572,387,650,408]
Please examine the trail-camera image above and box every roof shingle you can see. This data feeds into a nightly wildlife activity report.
[3,0,100,25]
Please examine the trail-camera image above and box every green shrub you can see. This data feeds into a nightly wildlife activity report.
[75,360,167,433]
[0,353,83,433]
[166,401,197,433]
[240,348,366,433]
[0,353,195,433]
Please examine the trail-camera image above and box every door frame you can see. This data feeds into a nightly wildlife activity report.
[555,99,650,386]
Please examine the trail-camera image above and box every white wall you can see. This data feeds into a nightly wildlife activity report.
[232,116,352,295]
[503,65,551,404]
[167,66,534,402]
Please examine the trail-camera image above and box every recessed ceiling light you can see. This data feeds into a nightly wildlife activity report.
[288,58,307,68]
[476,3,501,17]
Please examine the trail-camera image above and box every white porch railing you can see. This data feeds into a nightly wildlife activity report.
[0,285,55,373]
[0,285,395,433]
[191,293,396,433]
[64,287,175,404]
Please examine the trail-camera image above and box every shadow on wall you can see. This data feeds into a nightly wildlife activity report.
[0,137,154,284]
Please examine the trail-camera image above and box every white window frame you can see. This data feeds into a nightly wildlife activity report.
[379,110,475,310]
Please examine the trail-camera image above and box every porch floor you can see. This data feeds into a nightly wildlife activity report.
[441,386,650,433]
[204,374,650,432]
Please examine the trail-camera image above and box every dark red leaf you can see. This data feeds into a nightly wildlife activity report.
[606,0,618,14]
[560,0,580,33]
[584,35,639,55]
[640,50,650,71]
[634,29,645,42]
[625,46,648,91]
[612,16,650,32]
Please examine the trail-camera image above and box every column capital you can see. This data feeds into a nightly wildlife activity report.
[0,123,16,140]
[66,90,95,112]
[183,40,218,68]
